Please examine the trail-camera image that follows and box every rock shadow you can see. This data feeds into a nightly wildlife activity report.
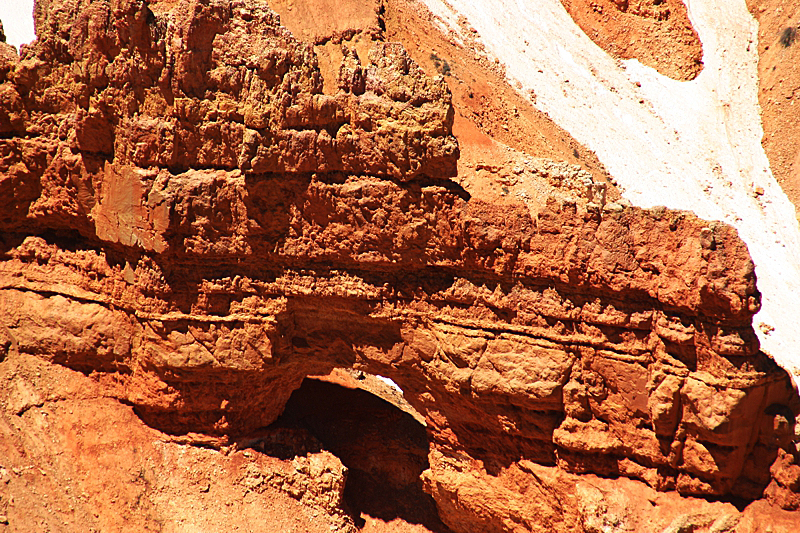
[264,377,452,532]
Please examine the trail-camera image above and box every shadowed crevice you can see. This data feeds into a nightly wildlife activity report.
[265,377,453,532]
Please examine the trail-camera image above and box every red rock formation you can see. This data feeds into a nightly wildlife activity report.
[559,0,704,81]
[0,0,798,531]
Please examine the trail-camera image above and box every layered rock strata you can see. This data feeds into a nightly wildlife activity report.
[1,0,799,531]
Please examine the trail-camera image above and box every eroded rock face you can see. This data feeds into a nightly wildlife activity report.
[0,0,456,234]
[0,0,798,531]
[558,0,704,81]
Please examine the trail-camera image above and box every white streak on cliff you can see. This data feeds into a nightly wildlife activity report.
[0,0,35,49]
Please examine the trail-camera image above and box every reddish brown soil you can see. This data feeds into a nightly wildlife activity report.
[747,0,800,221]
[560,0,704,81]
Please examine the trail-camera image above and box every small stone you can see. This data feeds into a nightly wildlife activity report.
[617,198,632,208]
[0,515,7,525]
[660,515,693,533]
[754,186,764,196]
[699,227,716,250]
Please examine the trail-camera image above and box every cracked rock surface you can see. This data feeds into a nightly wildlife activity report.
[0,0,799,531]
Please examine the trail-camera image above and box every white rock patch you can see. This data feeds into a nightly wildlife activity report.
[0,0,35,50]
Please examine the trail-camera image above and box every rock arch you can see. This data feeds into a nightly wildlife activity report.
[1,0,798,530]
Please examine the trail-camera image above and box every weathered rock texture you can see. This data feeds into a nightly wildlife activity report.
[559,0,704,81]
[1,0,799,531]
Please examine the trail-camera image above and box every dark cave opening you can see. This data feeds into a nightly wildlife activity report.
[260,377,452,532]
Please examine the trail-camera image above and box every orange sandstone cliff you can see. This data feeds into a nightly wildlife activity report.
[0,1,798,531]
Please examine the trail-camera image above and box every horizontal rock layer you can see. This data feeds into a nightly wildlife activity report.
[0,0,798,531]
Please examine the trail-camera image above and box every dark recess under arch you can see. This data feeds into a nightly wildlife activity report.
[260,377,452,532]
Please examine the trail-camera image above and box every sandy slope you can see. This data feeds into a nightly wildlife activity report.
[747,0,800,221]
[421,0,800,386]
